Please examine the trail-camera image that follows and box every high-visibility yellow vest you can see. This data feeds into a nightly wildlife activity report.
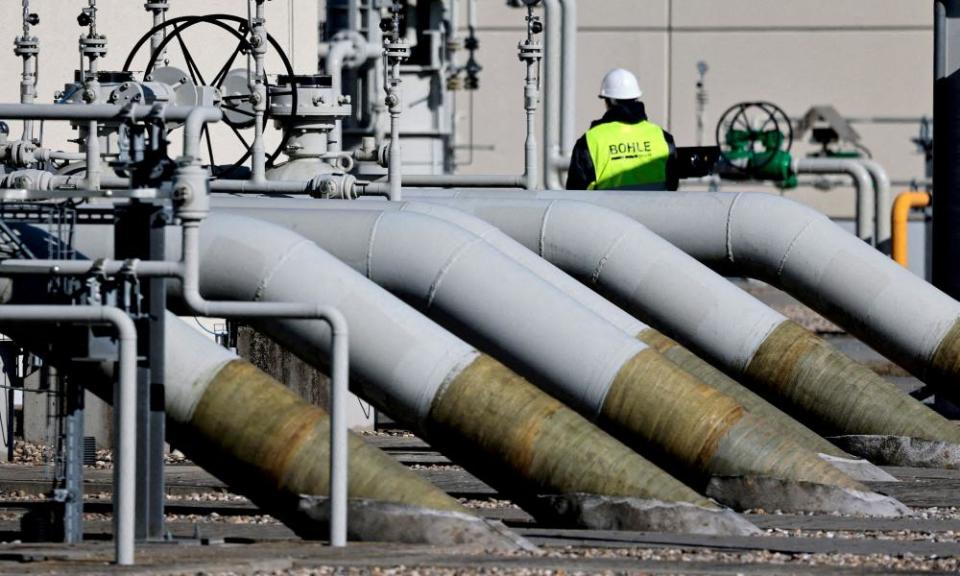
[585,120,670,190]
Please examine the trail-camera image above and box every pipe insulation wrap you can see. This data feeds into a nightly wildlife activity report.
[211,195,845,459]
[396,191,960,444]
[162,315,466,516]
[210,203,864,490]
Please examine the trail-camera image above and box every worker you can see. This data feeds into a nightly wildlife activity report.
[566,68,678,191]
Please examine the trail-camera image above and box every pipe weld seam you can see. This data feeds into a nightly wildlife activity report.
[592,231,630,285]
[425,236,488,309]
[725,192,744,264]
[538,200,559,257]
[252,238,316,302]
[775,217,818,280]
[366,211,388,279]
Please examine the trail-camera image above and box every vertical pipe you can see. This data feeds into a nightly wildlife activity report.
[328,314,349,547]
[892,191,932,267]
[250,0,268,183]
[558,0,577,159]
[859,159,893,253]
[542,0,561,189]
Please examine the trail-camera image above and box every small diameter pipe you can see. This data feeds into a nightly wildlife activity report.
[325,40,355,154]
[558,0,577,159]
[0,306,135,565]
[0,104,221,162]
[858,159,893,253]
[249,0,268,183]
[542,0,561,189]
[892,191,932,267]
[795,158,875,245]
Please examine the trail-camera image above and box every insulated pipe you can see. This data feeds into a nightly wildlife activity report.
[542,0,562,189]
[167,214,711,508]
[0,303,136,565]
[558,0,577,159]
[892,191,932,267]
[795,158,875,245]
[218,204,864,492]
[859,158,893,253]
[212,195,848,460]
[399,191,960,445]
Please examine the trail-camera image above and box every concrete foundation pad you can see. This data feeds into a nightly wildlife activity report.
[706,476,911,517]
[828,435,960,469]
[296,496,538,552]
[818,453,899,482]
[535,494,761,536]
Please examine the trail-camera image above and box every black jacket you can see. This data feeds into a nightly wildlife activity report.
[565,100,678,191]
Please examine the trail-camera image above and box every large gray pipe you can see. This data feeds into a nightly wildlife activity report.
[397,190,960,445]
[212,195,849,460]
[68,214,713,510]
[795,157,875,245]
[206,201,874,497]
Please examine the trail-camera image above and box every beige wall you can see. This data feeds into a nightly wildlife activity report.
[0,1,933,217]
[456,0,932,217]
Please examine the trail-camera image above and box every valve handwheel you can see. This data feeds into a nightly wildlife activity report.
[123,14,298,178]
[715,101,793,175]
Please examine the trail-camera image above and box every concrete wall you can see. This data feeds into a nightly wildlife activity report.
[452,0,932,217]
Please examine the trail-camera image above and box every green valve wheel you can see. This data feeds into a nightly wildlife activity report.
[716,101,795,185]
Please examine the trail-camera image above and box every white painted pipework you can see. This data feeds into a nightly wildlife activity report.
[558,0,577,159]
[857,158,893,252]
[795,157,875,245]
[0,306,136,565]
[542,0,562,189]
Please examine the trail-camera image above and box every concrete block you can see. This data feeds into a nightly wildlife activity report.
[237,327,374,430]
[296,496,538,552]
[819,453,899,482]
[829,435,960,470]
[536,494,761,536]
[706,476,911,517]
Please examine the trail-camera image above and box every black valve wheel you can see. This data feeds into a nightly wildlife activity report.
[123,14,298,178]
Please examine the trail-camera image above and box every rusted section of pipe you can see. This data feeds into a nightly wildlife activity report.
[177,359,466,516]
[891,191,931,267]
[598,350,864,491]
[426,354,712,507]
[746,322,960,444]
[637,329,848,459]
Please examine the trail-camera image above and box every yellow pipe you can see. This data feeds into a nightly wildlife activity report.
[892,191,931,267]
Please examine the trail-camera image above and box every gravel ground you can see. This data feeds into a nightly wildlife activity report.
[192,546,960,575]
[8,441,192,468]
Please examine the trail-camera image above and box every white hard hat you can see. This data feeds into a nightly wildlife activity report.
[599,68,642,100]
